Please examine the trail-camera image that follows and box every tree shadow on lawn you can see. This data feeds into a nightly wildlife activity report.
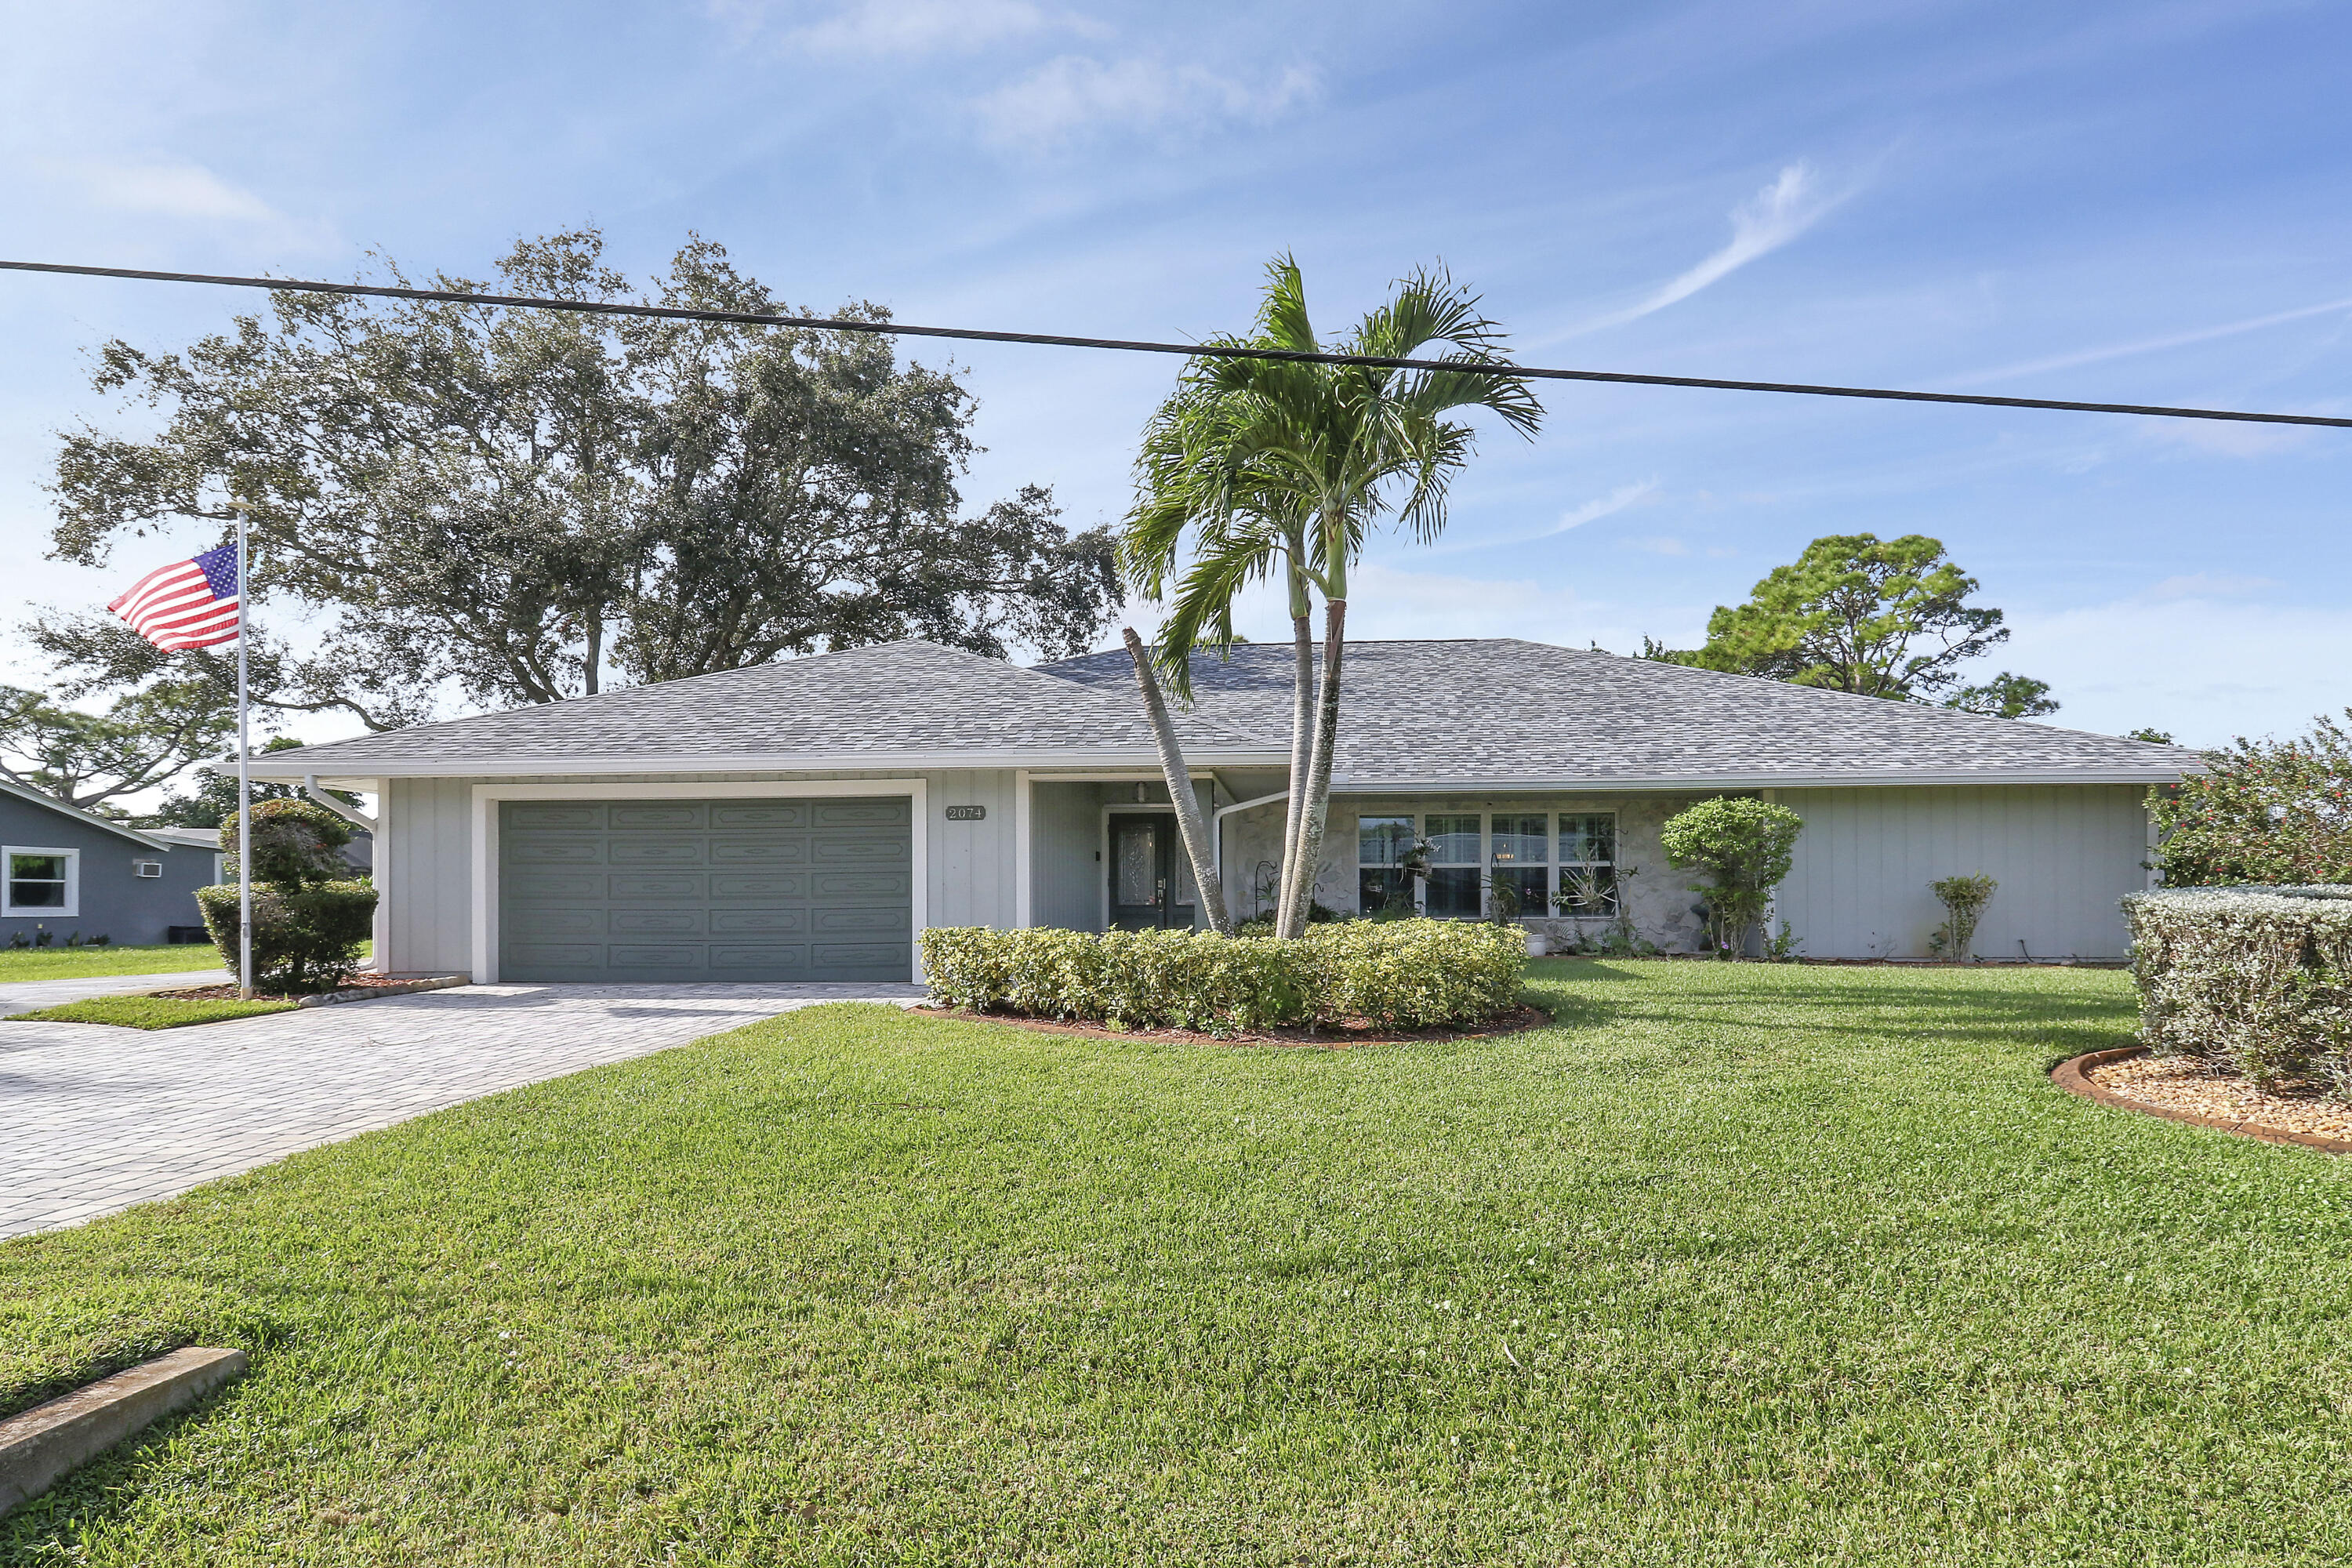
[1525,962,2137,1062]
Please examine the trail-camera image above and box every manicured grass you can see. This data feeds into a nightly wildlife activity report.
[0,942,227,982]
[7,994,296,1028]
[0,940,371,984]
[3,962,2348,1564]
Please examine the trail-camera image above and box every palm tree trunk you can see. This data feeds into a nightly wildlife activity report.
[1274,608,1314,935]
[1122,627,1232,936]
[1283,597,1347,937]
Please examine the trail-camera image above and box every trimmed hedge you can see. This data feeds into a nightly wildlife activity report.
[920,919,1527,1032]
[197,880,378,994]
[2122,885,2352,1094]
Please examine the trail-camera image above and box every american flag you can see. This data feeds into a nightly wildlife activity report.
[108,543,242,651]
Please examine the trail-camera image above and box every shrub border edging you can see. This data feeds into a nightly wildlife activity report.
[2050,1045,2352,1155]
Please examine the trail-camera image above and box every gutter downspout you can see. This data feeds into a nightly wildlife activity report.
[306,774,378,832]
[1212,789,1289,924]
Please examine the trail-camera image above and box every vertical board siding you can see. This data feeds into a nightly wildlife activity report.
[1775,785,2147,960]
[1032,782,1104,932]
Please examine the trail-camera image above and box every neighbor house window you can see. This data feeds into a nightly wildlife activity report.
[1557,814,1618,913]
[4,848,78,916]
[1490,813,1548,917]
[1424,814,1482,918]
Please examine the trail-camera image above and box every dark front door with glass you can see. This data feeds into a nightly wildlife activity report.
[1107,815,1198,930]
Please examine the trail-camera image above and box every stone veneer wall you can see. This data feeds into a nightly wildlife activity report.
[1219,793,1722,952]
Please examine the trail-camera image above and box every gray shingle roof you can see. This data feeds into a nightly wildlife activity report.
[260,635,2201,785]
[257,640,1270,776]
[1035,638,2205,786]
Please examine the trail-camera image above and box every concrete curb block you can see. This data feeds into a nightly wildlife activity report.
[0,1347,247,1515]
[292,975,468,1008]
[131,975,469,1009]
[2052,1045,2352,1155]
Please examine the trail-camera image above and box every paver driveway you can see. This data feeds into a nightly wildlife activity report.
[0,981,927,1240]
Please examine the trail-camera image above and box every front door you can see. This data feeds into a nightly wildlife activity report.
[1107,815,1198,931]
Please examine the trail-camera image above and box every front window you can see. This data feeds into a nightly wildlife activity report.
[1557,814,1618,913]
[1424,814,1482,918]
[5,848,76,916]
[1357,815,1417,916]
[1490,813,1548,918]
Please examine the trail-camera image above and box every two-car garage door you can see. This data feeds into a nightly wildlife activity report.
[498,797,913,982]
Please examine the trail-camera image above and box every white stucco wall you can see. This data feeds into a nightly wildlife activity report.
[377,769,1022,978]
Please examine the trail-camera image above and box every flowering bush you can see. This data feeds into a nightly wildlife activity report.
[2149,713,2352,885]
[2122,886,2352,1094]
[920,919,1526,1031]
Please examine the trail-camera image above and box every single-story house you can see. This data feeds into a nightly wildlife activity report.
[0,780,220,947]
[251,637,2202,982]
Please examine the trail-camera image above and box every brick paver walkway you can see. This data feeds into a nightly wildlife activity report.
[0,982,927,1239]
[0,967,230,1014]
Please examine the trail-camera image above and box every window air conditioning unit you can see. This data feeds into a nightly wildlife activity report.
[133,860,163,878]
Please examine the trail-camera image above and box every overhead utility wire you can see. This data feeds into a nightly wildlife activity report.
[5,256,2347,430]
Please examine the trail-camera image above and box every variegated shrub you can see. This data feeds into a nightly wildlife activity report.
[2122,885,2352,1094]
[920,919,1526,1032]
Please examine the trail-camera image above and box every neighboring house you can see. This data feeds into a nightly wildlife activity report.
[0,780,219,947]
[251,637,2205,983]
[147,823,374,877]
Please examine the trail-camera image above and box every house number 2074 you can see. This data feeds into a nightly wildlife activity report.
[944,804,987,821]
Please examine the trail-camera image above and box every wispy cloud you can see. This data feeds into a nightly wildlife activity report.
[1947,293,2352,387]
[1572,162,1846,333]
[716,0,1076,56]
[975,56,1318,150]
[43,158,281,223]
[1418,480,1659,556]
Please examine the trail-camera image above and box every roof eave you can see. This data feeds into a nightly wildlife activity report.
[1327,767,2198,792]
[0,777,177,848]
[252,746,1293,781]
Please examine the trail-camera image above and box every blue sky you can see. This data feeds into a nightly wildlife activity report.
[2,0,2348,747]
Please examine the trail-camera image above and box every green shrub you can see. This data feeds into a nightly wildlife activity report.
[218,798,356,887]
[197,880,377,994]
[2122,885,2352,1094]
[2147,713,2352,885]
[1660,797,1803,956]
[920,919,1526,1031]
[1928,873,1998,960]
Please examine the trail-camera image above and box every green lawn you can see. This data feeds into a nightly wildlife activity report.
[0,942,227,982]
[0,941,370,984]
[7,995,296,1028]
[3,962,2347,1565]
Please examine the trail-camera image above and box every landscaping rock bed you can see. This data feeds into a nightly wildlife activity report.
[2053,1046,2352,1153]
[151,973,466,1008]
[914,1002,1554,1049]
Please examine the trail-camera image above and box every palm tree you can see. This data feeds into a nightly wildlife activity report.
[1126,256,1541,935]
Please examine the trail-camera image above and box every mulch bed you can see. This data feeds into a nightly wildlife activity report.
[910,1003,1554,1049]
[152,973,405,1004]
[2053,1046,2352,1154]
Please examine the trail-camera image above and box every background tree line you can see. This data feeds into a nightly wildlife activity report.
[6,227,1121,816]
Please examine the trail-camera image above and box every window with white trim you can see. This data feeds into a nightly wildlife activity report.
[1556,813,1619,914]
[1424,814,1483,918]
[1356,815,1418,915]
[4,847,78,916]
[1490,813,1548,917]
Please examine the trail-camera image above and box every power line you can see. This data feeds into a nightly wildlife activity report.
[5,256,2347,430]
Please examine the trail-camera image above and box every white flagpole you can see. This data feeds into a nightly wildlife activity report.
[235,506,253,1000]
